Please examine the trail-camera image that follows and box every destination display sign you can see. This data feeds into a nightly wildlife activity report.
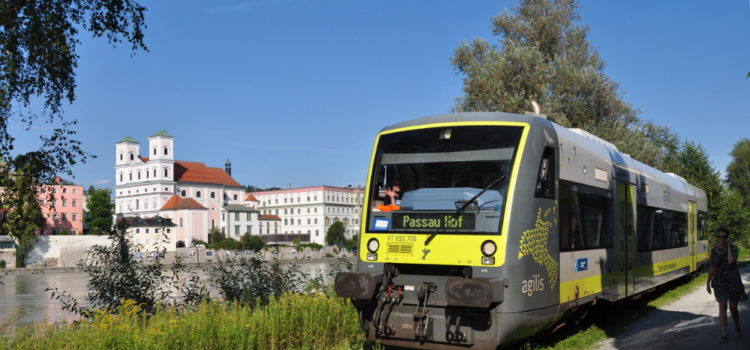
[391,212,476,231]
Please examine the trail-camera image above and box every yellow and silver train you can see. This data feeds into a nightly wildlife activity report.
[335,112,708,349]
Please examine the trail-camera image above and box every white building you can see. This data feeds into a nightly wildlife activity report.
[114,131,252,246]
[251,186,364,246]
[122,216,177,252]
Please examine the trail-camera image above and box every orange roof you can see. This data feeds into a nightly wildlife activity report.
[259,214,281,221]
[244,193,258,201]
[173,161,242,187]
[139,156,150,162]
[160,195,208,210]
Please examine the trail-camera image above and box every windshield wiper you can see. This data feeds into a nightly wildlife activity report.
[424,175,505,246]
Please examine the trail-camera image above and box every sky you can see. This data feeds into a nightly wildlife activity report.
[10,0,750,190]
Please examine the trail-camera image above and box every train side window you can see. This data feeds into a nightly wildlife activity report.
[559,181,611,251]
[639,206,688,251]
[535,147,555,199]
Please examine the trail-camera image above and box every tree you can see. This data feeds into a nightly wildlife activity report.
[727,138,750,205]
[0,154,47,267]
[241,234,266,253]
[451,0,674,169]
[325,221,346,247]
[712,188,750,246]
[85,187,114,235]
[672,141,722,204]
[0,1,147,254]
[208,228,225,245]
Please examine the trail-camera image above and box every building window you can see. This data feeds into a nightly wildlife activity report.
[211,192,216,198]
[233,194,238,200]
[120,153,123,161]
[235,225,240,235]
[234,212,239,220]
[180,218,183,227]
[120,173,123,182]
[61,213,67,221]
[145,228,150,233]
[196,191,201,198]
[314,218,318,224]
[138,172,141,180]
[222,213,225,221]
[284,219,288,225]
[62,188,67,194]
[164,168,168,177]
[136,229,140,233]
[129,173,133,181]
[130,153,134,161]
[62,199,67,207]
[246,212,251,220]
[246,225,251,234]
[181,190,186,197]
[164,147,168,155]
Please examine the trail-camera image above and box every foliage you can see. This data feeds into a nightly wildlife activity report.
[343,234,359,251]
[0,155,46,267]
[712,187,750,246]
[209,255,307,306]
[300,242,324,251]
[208,228,225,244]
[450,0,676,169]
[47,219,190,316]
[85,187,114,235]
[191,239,208,247]
[3,295,364,350]
[727,138,750,205]
[210,238,241,250]
[0,1,148,248]
[241,234,266,252]
[245,185,282,192]
[0,260,5,269]
[326,221,346,247]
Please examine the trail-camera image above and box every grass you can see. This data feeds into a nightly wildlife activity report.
[1,293,365,350]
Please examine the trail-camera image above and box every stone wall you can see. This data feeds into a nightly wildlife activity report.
[26,235,112,267]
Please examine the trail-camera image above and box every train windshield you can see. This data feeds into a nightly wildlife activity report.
[366,125,524,235]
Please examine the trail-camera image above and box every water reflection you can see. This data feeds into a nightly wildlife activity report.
[0,260,350,328]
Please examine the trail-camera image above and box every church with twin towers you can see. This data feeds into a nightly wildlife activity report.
[113,130,280,246]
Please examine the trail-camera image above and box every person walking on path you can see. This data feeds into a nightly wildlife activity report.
[707,228,748,344]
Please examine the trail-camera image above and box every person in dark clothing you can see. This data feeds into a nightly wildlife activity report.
[707,228,748,344]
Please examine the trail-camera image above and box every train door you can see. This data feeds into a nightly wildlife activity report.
[615,181,636,298]
[688,201,697,272]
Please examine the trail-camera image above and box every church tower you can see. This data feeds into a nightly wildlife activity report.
[149,130,174,161]
[115,136,140,166]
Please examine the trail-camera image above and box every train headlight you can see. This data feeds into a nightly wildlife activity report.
[367,238,380,253]
[481,240,496,257]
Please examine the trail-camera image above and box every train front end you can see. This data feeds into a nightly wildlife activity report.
[335,115,551,349]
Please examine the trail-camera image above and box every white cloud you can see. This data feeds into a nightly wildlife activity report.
[93,179,110,185]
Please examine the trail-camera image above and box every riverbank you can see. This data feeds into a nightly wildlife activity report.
[1,255,357,275]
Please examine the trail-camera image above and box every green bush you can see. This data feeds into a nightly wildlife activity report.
[0,260,5,269]
[210,238,241,250]
[241,235,266,252]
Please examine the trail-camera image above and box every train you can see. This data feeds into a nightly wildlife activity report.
[334,112,709,349]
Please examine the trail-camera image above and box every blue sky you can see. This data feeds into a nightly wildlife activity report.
[10,0,750,189]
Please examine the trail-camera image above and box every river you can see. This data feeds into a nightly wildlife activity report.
[0,260,351,328]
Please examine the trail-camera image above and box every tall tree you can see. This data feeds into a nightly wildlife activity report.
[672,141,722,204]
[325,221,346,247]
[0,1,147,247]
[727,138,750,205]
[85,187,114,235]
[451,0,674,168]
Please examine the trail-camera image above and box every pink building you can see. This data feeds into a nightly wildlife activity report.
[37,180,85,235]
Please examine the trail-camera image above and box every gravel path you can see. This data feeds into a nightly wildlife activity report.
[595,265,750,350]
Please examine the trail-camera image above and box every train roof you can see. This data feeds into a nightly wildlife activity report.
[380,112,708,212]
[379,112,550,133]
